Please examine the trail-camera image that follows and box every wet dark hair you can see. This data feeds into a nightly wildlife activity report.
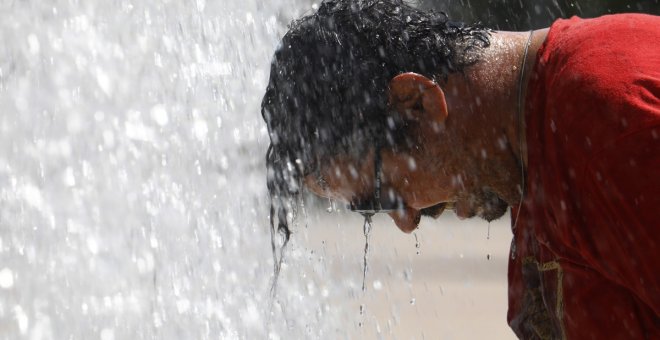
[261,0,490,271]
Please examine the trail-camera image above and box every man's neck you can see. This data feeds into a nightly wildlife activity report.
[439,29,548,205]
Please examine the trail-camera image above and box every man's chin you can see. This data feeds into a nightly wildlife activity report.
[420,203,448,219]
[456,188,509,222]
[478,202,508,222]
[476,191,509,222]
[419,188,509,222]
[453,203,507,222]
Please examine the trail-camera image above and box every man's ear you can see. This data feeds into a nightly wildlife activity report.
[388,72,448,125]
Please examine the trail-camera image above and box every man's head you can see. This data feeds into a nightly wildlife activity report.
[262,0,495,238]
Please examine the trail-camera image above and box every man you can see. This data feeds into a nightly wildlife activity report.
[261,0,660,338]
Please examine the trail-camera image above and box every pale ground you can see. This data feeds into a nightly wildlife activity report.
[295,209,518,339]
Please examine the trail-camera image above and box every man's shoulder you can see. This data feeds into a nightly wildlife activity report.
[527,13,660,172]
[546,13,660,51]
[541,14,660,96]
[535,13,660,136]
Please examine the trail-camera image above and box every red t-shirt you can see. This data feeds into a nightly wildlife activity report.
[508,14,660,339]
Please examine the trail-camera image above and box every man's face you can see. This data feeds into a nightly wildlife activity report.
[300,72,509,232]
[304,145,509,233]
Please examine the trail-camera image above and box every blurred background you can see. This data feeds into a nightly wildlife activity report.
[0,0,657,339]
[422,0,660,29]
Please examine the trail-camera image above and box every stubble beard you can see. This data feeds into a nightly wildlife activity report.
[466,187,509,222]
[419,187,508,222]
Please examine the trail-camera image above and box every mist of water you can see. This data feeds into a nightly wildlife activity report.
[0,1,525,338]
[0,0,351,338]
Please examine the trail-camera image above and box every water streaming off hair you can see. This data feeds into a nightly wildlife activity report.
[0,0,342,338]
[414,232,421,255]
[361,214,373,292]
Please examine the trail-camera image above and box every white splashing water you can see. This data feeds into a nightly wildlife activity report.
[0,0,344,338]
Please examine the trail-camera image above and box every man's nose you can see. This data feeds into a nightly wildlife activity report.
[388,206,421,233]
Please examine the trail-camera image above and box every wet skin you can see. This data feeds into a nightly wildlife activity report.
[304,145,509,233]
[302,29,549,233]
[303,72,511,233]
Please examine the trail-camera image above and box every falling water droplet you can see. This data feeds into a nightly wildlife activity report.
[413,232,420,255]
[487,254,491,260]
[487,222,491,240]
[410,298,416,305]
[358,304,365,328]
[326,198,333,213]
